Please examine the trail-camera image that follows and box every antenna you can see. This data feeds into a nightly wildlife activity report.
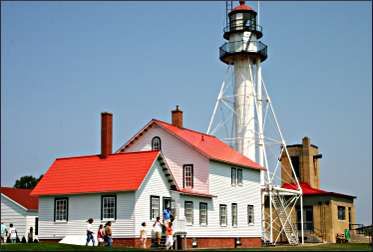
[225,0,233,27]
[257,0,261,25]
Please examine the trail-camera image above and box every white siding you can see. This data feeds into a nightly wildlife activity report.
[38,192,135,239]
[178,161,262,237]
[1,194,37,239]
[124,125,210,193]
[134,161,172,237]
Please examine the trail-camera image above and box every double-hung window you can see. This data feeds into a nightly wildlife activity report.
[231,168,237,186]
[185,201,194,225]
[219,204,227,226]
[232,203,238,227]
[183,164,194,188]
[338,206,346,220]
[248,205,254,224]
[232,167,243,185]
[199,202,208,226]
[237,168,243,185]
[54,198,68,222]
[150,195,160,220]
[102,195,116,220]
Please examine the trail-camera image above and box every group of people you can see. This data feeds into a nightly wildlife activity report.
[85,218,112,247]
[1,222,18,244]
[139,207,174,249]
[1,222,36,244]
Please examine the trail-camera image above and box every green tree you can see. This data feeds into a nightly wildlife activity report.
[14,175,43,189]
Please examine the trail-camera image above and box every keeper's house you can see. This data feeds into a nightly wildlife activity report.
[31,107,264,248]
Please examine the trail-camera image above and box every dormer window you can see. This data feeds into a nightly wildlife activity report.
[151,136,161,151]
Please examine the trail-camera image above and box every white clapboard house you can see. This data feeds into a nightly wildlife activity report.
[31,108,263,248]
[1,187,39,241]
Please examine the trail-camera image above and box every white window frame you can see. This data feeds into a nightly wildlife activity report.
[231,167,237,186]
[54,198,68,222]
[150,195,160,220]
[237,168,243,185]
[102,195,116,221]
[185,201,194,225]
[248,205,254,225]
[199,202,208,226]
[183,164,194,188]
[232,203,238,227]
[220,204,227,227]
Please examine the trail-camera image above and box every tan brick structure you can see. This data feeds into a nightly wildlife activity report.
[266,136,356,243]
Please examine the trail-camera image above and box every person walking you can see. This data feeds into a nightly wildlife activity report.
[8,224,17,244]
[0,222,7,243]
[86,218,95,246]
[105,221,113,247]
[165,221,174,250]
[139,222,147,248]
[153,217,162,247]
[97,224,105,247]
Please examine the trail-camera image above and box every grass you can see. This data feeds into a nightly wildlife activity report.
[0,243,372,251]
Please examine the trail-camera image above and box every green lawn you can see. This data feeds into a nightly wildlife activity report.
[0,243,371,251]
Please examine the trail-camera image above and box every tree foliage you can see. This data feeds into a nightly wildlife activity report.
[14,175,43,189]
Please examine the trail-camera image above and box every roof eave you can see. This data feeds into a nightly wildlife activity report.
[210,158,263,171]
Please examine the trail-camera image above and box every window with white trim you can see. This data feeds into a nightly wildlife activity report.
[183,164,193,188]
[248,205,254,224]
[237,168,243,185]
[150,195,160,220]
[232,203,238,227]
[54,198,68,222]
[185,201,194,225]
[199,202,208,226]
[231,168,237,186]
[220,204,227,226]
[102,195,116,220]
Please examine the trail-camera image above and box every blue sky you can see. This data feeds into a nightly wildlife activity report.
[1,1,371,224]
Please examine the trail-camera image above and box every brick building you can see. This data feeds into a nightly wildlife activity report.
[280,137,356,243]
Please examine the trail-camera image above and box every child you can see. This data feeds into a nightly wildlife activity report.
[139,222,147,248]
[86,218,95,246]
[97,224,105,247]
[165,222,173,250]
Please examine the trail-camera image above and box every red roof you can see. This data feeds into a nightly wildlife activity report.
[177,188,215,198]
[31,151,161,196]
[123,119,263,171]
[282,182,355,198]
[0,187,38,211]
[232,1,253,11]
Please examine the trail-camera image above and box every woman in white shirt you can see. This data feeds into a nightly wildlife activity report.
[8,223,17,244]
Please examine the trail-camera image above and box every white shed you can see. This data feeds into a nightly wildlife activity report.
[1,187,39,240]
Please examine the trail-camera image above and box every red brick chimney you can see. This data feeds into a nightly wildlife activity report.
[101,112,113,159]
[171,105,183,128]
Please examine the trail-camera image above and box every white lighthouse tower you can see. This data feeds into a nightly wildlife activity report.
[208,0,304,245]
[219,0,267,161]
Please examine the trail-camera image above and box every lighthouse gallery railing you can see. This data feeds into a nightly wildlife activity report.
[219,40,268,63]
